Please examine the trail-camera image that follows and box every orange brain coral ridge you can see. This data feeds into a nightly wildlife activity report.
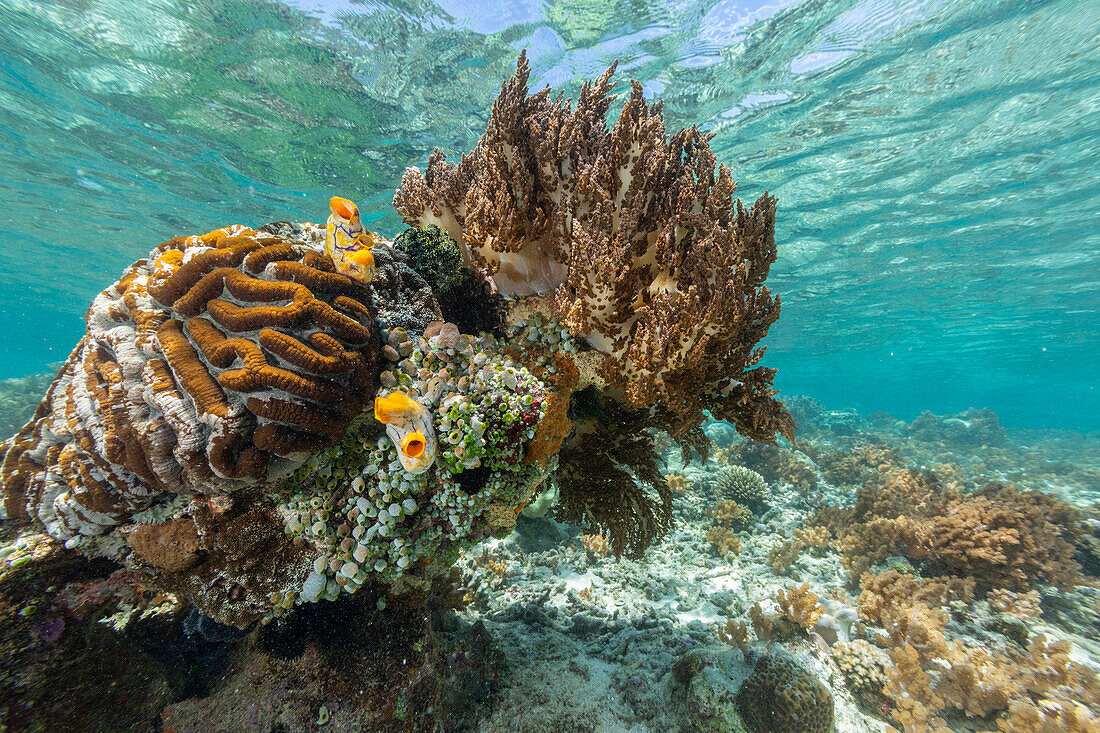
[394,51,793,441]
[0,224,379,543]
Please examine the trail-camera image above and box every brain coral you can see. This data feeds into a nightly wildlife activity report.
[0,223,379,548]
[736,647,835,733]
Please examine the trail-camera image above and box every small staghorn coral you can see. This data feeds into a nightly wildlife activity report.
[717,618,748,650]
[713,499,752,530]
[664,473,691,494]
[776,583,825,631]
[394,51,793,444]
[767,537,805,574]
[832,639,889,700]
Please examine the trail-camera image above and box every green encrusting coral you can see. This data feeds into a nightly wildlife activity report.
[394,225,465,295]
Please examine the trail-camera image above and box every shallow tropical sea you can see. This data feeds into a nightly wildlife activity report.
[0,1,1098,732]
[1,0,1097,428]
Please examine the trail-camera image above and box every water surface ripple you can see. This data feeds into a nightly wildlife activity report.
[0,0,1097,428]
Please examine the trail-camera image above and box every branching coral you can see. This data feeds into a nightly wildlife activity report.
[832,639,888,700]
[821,469,1084,590]
[794,525,831,549]
[858,567,1100,731]
[664,473,691,494]
[716,439,818,495]
[767,538,805,573]
[713,499,752,530]
[777,583,825,631]
[705,527,741,557]
[812,442,902,487]
[908,485,1083,591]
[717,618,748,650]
[857,570,974,628]
[393,51,793,443]
[714,466,768,511]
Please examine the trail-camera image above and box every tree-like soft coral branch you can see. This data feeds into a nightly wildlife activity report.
[394,51,793,442]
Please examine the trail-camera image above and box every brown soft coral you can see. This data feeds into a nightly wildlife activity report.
[857,570,974,628]
[777,583,825,631]
[825,470,1083,591]
[908,485,1083,591]
[0,225,378,543]
[394,52,792,443]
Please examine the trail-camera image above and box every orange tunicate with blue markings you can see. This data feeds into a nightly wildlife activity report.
[374,391,436,474]
[325,196,376,283]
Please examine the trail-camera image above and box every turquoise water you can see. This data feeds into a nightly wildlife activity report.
[0,0,1097,430]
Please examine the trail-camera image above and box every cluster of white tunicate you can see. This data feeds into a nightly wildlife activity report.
[276,321,553,608]
[508,313,579,354]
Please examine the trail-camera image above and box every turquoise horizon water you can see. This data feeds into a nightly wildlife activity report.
[0,0,1097,430]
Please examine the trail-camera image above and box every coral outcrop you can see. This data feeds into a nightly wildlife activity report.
[0,55,795,625]
[161,582,503,733]
[714,465,769,511]
[0,222,560,624]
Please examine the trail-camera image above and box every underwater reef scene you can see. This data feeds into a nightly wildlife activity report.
[0,11,1098,733]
